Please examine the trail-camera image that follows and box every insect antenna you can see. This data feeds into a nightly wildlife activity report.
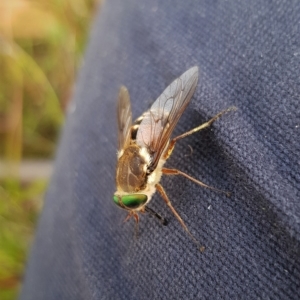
[145,206,168,226]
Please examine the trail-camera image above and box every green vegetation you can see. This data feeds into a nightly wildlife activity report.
[0,178,47,300]
[0,1,100,298]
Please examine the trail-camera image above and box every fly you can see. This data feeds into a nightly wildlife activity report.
[113,66,236,250]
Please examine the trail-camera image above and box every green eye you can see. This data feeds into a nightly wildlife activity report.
[113,194,147,209]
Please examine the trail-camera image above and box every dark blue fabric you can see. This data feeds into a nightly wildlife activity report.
[21,0,300,299]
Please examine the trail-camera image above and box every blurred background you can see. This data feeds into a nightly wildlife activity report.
[0,0,101,298]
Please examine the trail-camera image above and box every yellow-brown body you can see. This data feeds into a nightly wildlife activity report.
[116,144,148,193]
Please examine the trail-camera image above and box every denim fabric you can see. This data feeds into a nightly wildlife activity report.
[21,0,300,299]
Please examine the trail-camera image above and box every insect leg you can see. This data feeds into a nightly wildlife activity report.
[155,183,204,251]
[173,106,237,142]
[133,213,139,239]
[123,213,132,223]
[162,168,230,197]
[144,206,168,225]
[164,106,237,160]
[123,212,140,239]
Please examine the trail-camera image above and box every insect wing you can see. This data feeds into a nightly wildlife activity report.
[117,86,132,151]
[136,66,199,170]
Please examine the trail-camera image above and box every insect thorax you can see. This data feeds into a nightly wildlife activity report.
[116,144,149,193]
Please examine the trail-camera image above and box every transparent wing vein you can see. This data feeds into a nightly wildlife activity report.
[136,66,199,170]
[117,86,132,151]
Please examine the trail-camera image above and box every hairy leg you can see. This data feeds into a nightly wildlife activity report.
[164,106,237,160]
[155,183,204,252]
[162,168,230,197]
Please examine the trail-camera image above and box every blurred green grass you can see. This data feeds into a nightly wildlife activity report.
[0,0,100,298]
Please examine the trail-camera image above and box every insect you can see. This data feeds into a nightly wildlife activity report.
[113,66,235,250]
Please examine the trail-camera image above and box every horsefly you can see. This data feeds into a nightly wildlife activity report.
[113,66,235,250]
